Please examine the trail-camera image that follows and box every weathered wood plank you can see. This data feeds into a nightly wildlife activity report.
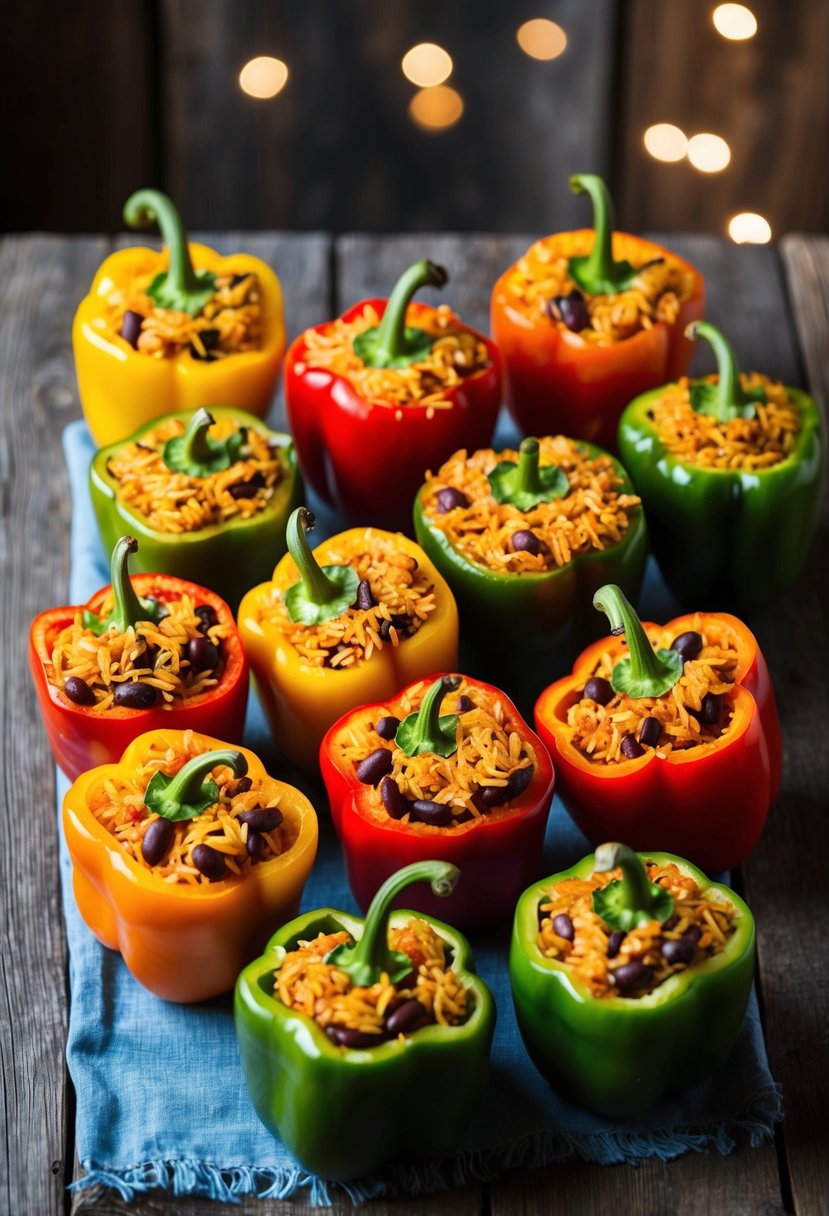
[0,235,107,1216]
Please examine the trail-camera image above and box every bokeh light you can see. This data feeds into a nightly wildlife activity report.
[712,4,758,40]
[516,19,568,61]
[239,57,288,99]
[401,43,453,88]
[687,133,731,172]
[728,212,772,243]
[643,123,688,162]
[409,85,464,131]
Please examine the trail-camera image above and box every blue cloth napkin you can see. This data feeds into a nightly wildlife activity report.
[61,419,781,1206]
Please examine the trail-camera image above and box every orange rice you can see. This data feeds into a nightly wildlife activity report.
[647,374,800,470]
[537,860,737,998]
[420,437,641,573]
[49,592,231,711]
[106,415,284,534]
[256,534,436,668]
[275,917,469,1042]
[334,677,536,827]
[502,233,693,344]
[88,730,295,884]
[106,269,262,359]
[298,303,491,414]
[568,618,739,762]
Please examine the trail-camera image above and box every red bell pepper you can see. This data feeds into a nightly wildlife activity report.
[534,585,782,872]
[30,536,248,780]
[321,673,555,929]
[285,259,502,530]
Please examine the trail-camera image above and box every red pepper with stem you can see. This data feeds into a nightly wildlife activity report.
[30,536,248,780]
[285,259,502,530]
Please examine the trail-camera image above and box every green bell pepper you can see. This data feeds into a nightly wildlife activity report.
[413,436,647,707]
[618,322,824,611]
[89,405,302,610]
[234,860,496,1181]
[510,844,755,1117]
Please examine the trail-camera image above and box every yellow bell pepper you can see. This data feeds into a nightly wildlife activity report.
[239,508,459,770]
[73,189,285,446]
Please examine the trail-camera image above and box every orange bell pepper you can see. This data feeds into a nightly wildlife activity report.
[534,586,782,872]
[239,508,459,771]
[63,729,319,1003]
[73,189,285,446]
[491,175,704,451]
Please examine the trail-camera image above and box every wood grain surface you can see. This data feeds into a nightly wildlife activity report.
[2,231,826,1216]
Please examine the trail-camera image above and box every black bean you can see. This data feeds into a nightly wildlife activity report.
[507,765,534,798]
[228,473,265,500]
[379,615,411,642]
[247,832,266,859]
[120,309,144,348]
[375,715,400,741]
[552,913,574,941]
[639,716,661,748]
[478,763,534,806]
[612,960,653,992]
[356,748,393,785]
[410,799,453,826]
[454,808,475,824]
[661,937,698,965]
[188,636,219,673]
[380,776,409,820]
[238,807,284,833]
[547,290,589,333]
[325,1025,379,1050]
[671,630,703,663]
[620,733,644,759]
[583,676,614,706]
[437,487,469,514]
[194,604,219,633]
[229,272,252,288]
[356,578,375,611]
[607,929,625,959]
[141,818,174,867]
[192,843,226,881]
[700,692,723,726]
[64,676,95,706]
[386,999,427,1037]
[510,529,542,556]
[139,644,160,671]
[683,923,703,944]
[234,776,253,794]
[113,681,159,709]
[456,694,474,714]
[190,328,220,361]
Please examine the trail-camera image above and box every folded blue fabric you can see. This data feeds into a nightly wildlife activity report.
[61,418,781,1206]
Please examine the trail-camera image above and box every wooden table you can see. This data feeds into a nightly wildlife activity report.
[2,231,827,1216]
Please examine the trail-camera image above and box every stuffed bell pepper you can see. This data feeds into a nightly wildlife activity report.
[90,406,302,609]
[63,729,318,1002]
[235,860,495,1180]
[491,174,704,450]
[511,843,755,1116]
[321,674,555,929]
[239,507,459,770]
[74,188,285,445]
[285,258,502,529]
[534,584,782,872]
[414,435,647,704]
[618,321,824,610]
[30,536,248,780]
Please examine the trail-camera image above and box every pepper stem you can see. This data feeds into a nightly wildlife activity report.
[568,174,636,296]
[352,259,449,369]
[180,409,216,465]
[123,188,215,316]
[686,321,763,421]
[162,750,247,807]
[515,438,543,495]
[108,537,153,632]
[288,508,346,606]
[394,675,461,758]
[593,584,683,699]
[592,843,674,931]
[327,860,460,987]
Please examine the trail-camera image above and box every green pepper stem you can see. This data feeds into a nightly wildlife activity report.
[570,174,616,291]
[161,750,247,809]
[123,188,201,300]
[371,259,448,363]
[179,408,216,467]
[107,537,149,633]
[348,860,459,979]
[286,507,344,607]
[593,584,681,697]
[594,843,659,915]
[403,675,460,752]
[514,438,543,495]
[686,321,754,420]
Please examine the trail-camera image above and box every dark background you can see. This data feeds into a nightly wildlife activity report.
[3,0,828,237]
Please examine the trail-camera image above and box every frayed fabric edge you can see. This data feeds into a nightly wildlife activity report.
[70,1082,783,1208]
